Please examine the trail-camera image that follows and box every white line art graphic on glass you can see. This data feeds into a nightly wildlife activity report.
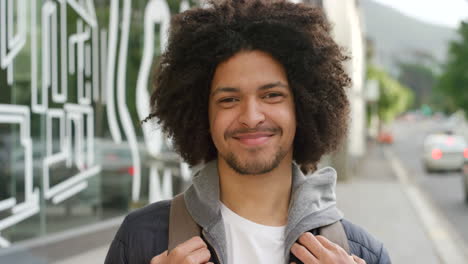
[105,0,123,144]
[100,29,108,103]
[136,0,193,203]
[1,0,198,247]
[149,167,173,204]
[42,1,62,106]
[0,0,27,85]
[0,0,40,248]
[180,0,190,12]
[136,0,170,159]
[114,0,142,202]
[42,104,101,204]
[135,0,171,203]
[38,0,102,204]
[0,105,40,248]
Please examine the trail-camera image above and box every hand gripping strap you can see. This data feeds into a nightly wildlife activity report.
[168,193,201,252]
[319,221,350,254]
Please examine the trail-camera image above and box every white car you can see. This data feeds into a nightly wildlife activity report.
[422,133,468,172]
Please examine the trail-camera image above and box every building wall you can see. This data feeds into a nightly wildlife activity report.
[323,0,367,159]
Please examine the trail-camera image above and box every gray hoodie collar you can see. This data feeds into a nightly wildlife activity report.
[184,160,343,263]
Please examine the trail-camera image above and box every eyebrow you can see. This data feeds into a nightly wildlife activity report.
[211,81,289,97]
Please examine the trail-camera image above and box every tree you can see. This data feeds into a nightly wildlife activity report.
[367,64,414,123]
[436,22,468,114]
[398,62,437,108]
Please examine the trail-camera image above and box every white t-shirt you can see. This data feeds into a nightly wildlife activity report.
[220,203,286,264]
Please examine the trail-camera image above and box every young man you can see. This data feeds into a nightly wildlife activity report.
[105,1,391,263]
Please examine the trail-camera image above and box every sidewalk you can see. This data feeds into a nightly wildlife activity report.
[336,142,439,263]
[336,142,468,264]
[53,245,109,264]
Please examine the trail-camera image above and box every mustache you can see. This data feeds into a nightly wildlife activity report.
[225,127,282,138]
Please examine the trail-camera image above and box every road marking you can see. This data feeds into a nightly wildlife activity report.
[384,147,468,264]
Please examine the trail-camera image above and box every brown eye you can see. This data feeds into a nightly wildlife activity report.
[263,92,285,102]
[219,97,239,103]
[264,93,282,98]
[217,97,239,108]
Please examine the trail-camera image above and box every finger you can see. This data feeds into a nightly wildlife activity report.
[352,255,367,264]
[315,235,341,251]
[181,247,211,264]
[150,250,168,264]
[291,242,319,264]
[172,236,207,256]
[297,232,325,258]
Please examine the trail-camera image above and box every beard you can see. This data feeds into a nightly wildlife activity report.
[221,146,288,175]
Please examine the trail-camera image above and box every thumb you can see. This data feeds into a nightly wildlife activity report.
[150,250,168,264]
[352,255,367,264]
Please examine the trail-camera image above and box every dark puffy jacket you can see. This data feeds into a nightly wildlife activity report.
[104,200,391,264]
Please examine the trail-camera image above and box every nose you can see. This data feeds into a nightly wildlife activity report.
[238,98,265,128]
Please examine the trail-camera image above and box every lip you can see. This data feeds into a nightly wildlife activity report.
[233,132,274,146]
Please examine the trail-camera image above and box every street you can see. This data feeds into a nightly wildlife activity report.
[390,118,468,246]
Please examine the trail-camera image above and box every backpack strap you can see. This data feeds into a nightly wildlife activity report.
[168,193,201,252]
[318,220,350,254]
[169,193,350,255]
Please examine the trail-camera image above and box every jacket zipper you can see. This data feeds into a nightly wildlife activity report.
[202,229,224,264]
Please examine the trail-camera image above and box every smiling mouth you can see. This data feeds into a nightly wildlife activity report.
[232,133,274,146]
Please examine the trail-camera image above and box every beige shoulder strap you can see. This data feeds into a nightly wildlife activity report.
[169,194,349,254]
[319,221,350,254]
[168,193,201,252]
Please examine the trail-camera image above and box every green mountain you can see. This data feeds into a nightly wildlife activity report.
[360,0,458,72]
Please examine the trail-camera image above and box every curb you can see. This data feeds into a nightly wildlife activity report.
[0,217,122,263]
[383,147,468,264]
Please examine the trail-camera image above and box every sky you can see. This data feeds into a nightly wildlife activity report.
[372,0,468,28]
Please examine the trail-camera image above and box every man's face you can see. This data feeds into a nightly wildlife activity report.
[209,50,296,175]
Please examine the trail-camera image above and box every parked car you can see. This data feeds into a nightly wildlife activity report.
[422,133,468,173]
[377,131,394,144]
[95,138,191,210]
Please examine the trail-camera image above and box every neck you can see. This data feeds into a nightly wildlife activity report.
[218,155,293,226]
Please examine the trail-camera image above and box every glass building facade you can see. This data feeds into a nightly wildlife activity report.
[0,0,196,251]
